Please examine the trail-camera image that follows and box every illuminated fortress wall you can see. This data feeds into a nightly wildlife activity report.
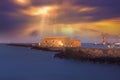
[40,36,81,47]
[69,40,81,47]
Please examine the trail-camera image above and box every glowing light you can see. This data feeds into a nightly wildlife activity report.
[16,0,26,3]
[14,0,30,5]
[31,7,51,16]
[79,7,97,12]
[41,7,52,15]
[21,6,53,16]
[35,6,52,16]
[58,41,64,46]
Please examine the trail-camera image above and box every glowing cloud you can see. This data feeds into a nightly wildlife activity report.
[41,7,52,15]
[20,6,57,16]
[14,0,30,6]
[79,7,97,12]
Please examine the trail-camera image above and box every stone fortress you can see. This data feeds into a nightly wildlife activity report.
[40,36,81,48]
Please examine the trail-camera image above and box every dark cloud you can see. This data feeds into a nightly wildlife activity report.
[0,0,33,33]
[31,0,63,6]
[51,0,120,24]
[0,13,33,33]
[29,30,40,37]
[52,7,98,24]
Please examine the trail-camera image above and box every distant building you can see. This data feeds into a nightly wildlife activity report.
[69,40,81,47]
[40,36,81,48]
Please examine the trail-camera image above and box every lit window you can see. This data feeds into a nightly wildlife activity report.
[58,41,64,47]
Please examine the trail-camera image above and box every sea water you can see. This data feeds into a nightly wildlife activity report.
[0,44,120,80]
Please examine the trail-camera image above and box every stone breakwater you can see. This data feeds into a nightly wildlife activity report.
[7,44,120,64]
[55,48,120,64]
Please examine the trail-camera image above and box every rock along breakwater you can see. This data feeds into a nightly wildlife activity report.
[55,48,120,64]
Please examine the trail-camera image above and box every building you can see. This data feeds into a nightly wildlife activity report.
[69,40,81,47]
[40,36,81,48]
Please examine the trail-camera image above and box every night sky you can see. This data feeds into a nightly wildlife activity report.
[0,0,120,43]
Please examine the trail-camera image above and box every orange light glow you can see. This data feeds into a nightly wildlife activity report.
[58,41,64,46]
[41,6,52,15]
[21,6,55,16]
[79,7,97,12]
[14,0,30,6]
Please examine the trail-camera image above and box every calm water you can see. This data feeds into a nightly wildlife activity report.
[0,44,120,80]
[82,43,108,48]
